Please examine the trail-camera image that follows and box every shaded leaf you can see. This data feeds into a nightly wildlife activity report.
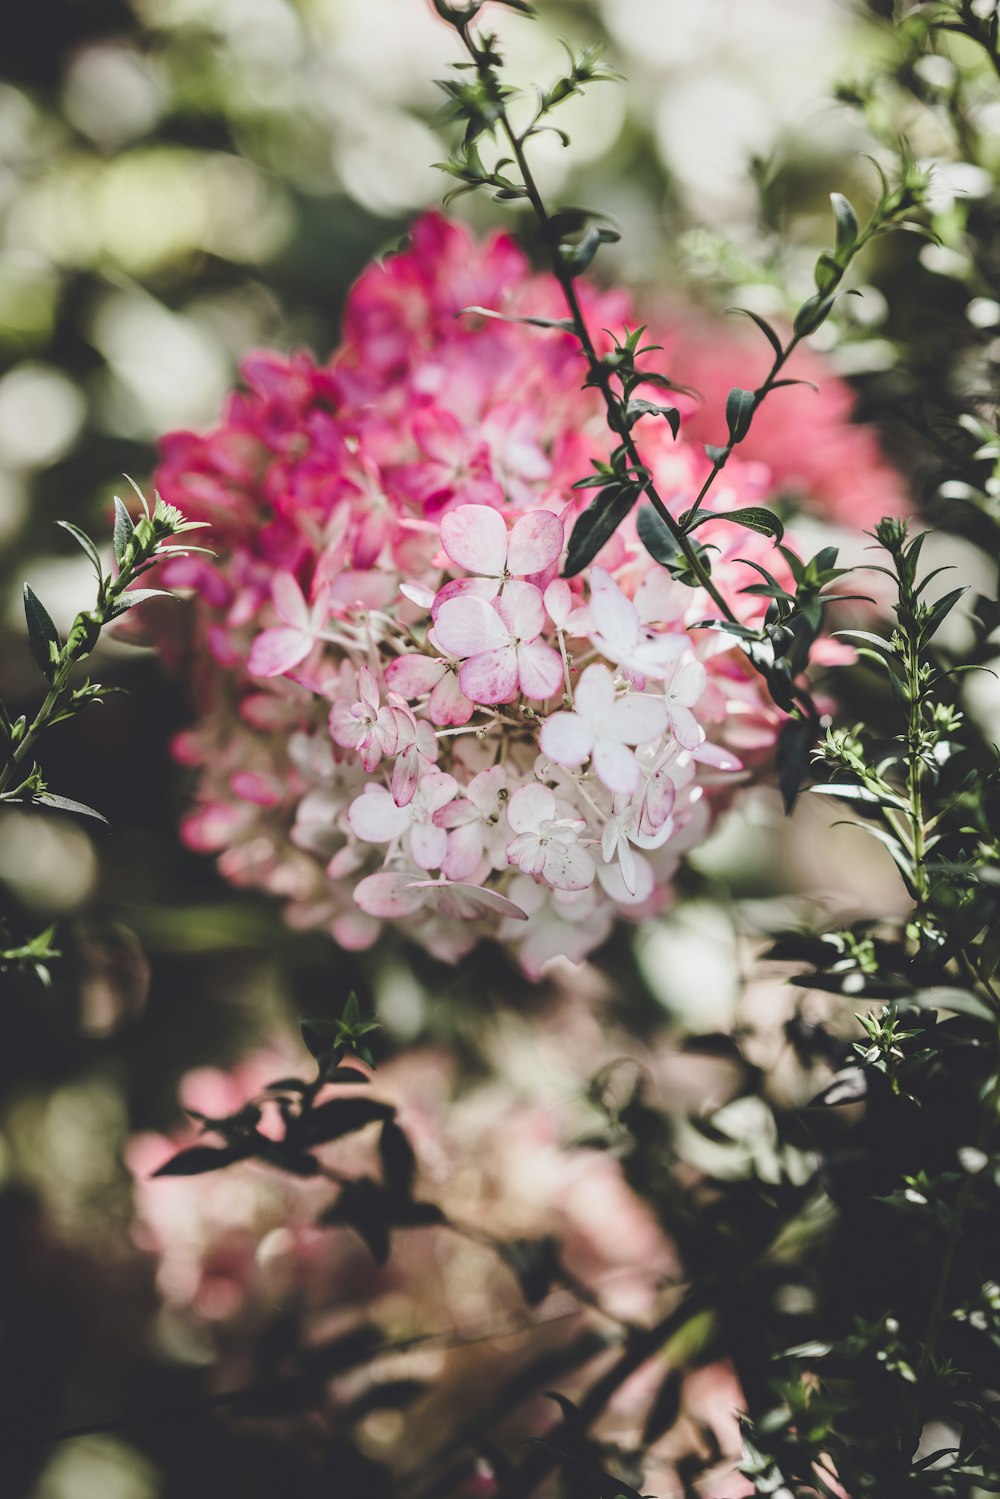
[23,584,61,681]
[293,1096,394,1147]
[152,1142,256,1176]
[564,483,638,575]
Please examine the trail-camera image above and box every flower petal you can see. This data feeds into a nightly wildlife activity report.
[427,667,475,726]
[506,510,564,576]
[608,692,669,746]
[573,663,616,725]
[434,596,510,658]
[540,710,594,768]
[516,640,563,701]
[348,787,412,843]
[507,782,555,834]
[592,738,641,795]
[272,571,309,630]
[509,582,546,644]
[247,627,312,678]
[440,504,508,576]
[669,702,705,751]
[385,655,444,697]
[354,872,428,918]
[589,567,638,656]
[459,645,519,704]
[409,819,448,870]
[541,840,596,892]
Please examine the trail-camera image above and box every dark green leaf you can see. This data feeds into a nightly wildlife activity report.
[624,398,680,437]
[636,504,680,566]
[564,484,639,575]
[107,588,173,620]
[830,192,859,256]
[691,506,784,543]
[730,307,783,358]
[152,1142,256,1176]
[558,223,620,277]
[23,584,61,681]
[725,386,756,443]
[777,716,816,812]
[921,586,967,642]
[379,1119,417,1197]
[292,1096,394,1147]
[814,251,841,295]
[906,988,998,1024]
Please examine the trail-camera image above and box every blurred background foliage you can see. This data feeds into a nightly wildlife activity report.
[2,1,1000,1495]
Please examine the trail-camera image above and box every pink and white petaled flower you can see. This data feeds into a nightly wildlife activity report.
[329,666,416,778]
[247,573,330,678]
[540,664,668,796]
[588,568,689,686]
[384,653,474,728]
[662,657,709,751]
[348,769,459,871]
[433,583,563,705]
[505,783,596,892]
[439,504,564,596]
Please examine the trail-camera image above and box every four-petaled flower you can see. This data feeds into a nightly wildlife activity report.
[505,783,596,892]
[384,652,474,727]
[540,664,668,795]
[588,567,689,686]
[433,582,563,705]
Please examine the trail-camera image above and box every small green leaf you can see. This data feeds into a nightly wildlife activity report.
[906,988,997,1024]
[558,223,620,278]
[57,521,104,585]
[814,251,841,295]
[730,307,783,358]
[112,497,134,565]
[624,399,680,437]
[725,387,756,444]
[23,584,62,682]
[107,588,173,620]
[921,586,967,642]
[153,1142,256,1176]
[831,192,859,257]
[31,792,109,824]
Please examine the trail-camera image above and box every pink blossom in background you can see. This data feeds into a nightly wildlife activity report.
[151,212,906,975]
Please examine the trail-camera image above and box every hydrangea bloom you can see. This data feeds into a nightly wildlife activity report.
[153,213,904,976]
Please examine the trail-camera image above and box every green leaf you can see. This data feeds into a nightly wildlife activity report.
[831,192,859,256]
[107,588,173,620]
[112,497,134,565]
[379,1119,417,1197]
[31,792,109,824]
[793,292,837,339]
[564,483,639,575]
[814,251,841,295]
[636,504,680,566]
[558,223,620,277]
[725,386,756,443]
[690,506,784,543]
[57,521,104,585]
[23,584,62,682]
[777,716,816,812]
[730,307,783,359]
[906,988,998,1024]
[624,399,680,437]
[921,586,967,642]
[292,1096,394,1148]
[153,1142,256,1176]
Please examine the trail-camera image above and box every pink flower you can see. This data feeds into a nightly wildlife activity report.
[348,768,459,871]
[588,568,689,686]
[329,666,416,780]
[439,504,564,594]
[505,783,596,892]
[395,408,503,513]
[247,573,329,678]
[540,664,668,795]
[433,583,563,705]
[353,870,527,924]
[433,764,514,882]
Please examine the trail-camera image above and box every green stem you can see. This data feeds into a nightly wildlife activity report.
[459,28,738,624]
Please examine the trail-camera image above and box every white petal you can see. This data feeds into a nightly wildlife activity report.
[573,663,616,724]
[434,596,510,657]
[539,710,593,768]
[348,787,412,843]
[507,782,555,834]
[608,692,669,746]
[440,504,508,576]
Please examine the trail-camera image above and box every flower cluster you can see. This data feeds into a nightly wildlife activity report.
[153,213,902,975]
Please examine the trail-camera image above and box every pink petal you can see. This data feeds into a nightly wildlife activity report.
[348,787,412,843]
[439,504,508,576]
[354,872,428,919]
[589,567,638,656]
[507,782,555,835]
[409,820,448,870]
[544,579,572,629]
[574,663,616,724]
[507,831,547,878]
[592,738,641,795]
[441,823,485,882]
[540,710,593,767]
[272,571,309,630]
[673,659,708,707]
[509,582,546,643]
[400,580,436,610]
[329,698,362,748]
[608,692,669,746]
[459,646,519,704]
[385,655,445,697]
[693,742,743,772]
[420,769,460,814]
[516,640,563,700]
[506,510,564,576]
[406,880,529,922]
[427,667,474,726]
[391,748,421,808]
[541,841,596,892]
[434,596,510,658]
[247,626,312,678]
[358,665,380,713]
[669,703,705,751]
[413,406,464,465]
